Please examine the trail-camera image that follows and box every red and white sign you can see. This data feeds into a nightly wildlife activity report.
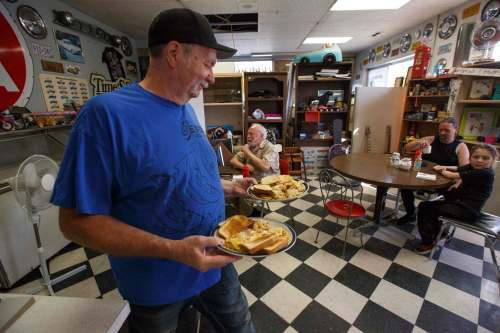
[0,3,33,111]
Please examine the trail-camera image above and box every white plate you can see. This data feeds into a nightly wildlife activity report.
[247,181,309,202]
[212,219,297,258]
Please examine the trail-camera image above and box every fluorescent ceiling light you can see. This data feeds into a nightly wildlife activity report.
[330,0,411,11]
[303,37,352,44]
[251,53,272,57]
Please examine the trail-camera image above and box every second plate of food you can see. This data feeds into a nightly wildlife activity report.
[212,215,296,258]
[247,174,309,202]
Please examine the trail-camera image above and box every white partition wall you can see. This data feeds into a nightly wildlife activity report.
[352,87,406,154]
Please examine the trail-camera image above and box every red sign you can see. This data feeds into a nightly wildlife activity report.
[0,4,33,111]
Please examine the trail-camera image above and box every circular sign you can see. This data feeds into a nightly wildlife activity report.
[0,3,33,111]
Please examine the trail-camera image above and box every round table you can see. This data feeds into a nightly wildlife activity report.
[330,153,452,224]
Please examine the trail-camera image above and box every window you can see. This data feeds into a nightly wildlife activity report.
[367,56,414,87]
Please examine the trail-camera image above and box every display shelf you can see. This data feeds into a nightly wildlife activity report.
[247,119,283,123]
[407,95,450,98]
[204,102,243,106]
[247,97,283,101]
[297,78,351,82]
[0,124,72,140]
[403,119,440,123]
[410,75,458,81]
[458,100,500,104]
[462,140,500,149]
[295,111,348,114]
[244,72,288,144]
[462,61,500,69]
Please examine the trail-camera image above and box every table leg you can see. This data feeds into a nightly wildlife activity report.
[373,186,388,224]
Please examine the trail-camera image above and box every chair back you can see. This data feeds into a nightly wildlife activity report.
[318,169,356,208]
[328,142,351,161]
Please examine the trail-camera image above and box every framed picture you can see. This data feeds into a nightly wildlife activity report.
[54,30,84,63]
[125,60,137,75]
[459,107,498,140]
[404,66,413,86]
[468,79,494,100]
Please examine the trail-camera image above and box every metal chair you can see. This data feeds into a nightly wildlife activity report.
[317,169,366,258]
[429,212,500,293]
[328,143,364,205]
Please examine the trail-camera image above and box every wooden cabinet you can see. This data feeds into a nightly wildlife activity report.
[244,72,288,144]
[292,62,353,147]
[203,73,244,143]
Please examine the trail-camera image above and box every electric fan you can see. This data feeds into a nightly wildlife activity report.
[9,154,86,295]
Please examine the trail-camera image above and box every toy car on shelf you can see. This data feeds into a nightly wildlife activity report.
[293,45,343,64]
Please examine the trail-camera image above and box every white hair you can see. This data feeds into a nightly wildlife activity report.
[249,123,267,138]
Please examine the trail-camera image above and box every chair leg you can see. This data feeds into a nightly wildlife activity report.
[286,204,295,226]
[429,221,448,259]
[485,237,500,294]
[314,229,320,243]
[260,201,265,218]
[358,185,364,205]
[265,202,271,213]
[342,217,350,259]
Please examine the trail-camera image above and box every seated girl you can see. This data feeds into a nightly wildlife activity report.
[415,143,497,254]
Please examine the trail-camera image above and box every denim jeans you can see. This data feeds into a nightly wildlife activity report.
[128,264,255,333]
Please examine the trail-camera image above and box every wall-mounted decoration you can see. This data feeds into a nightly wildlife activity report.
[54,30,84,63]
[125,60,137,75]
[102,47,125,81]
[438,43,453,55]
[89,73,131,95]
[41,60,64,73]
[65,64,81,75]
[16,5,47,39]
[481,0,500,21]
[0,2,34,111]
[399,33,412,53]
[368,49,376,63]
[53,10,132,55]
[469,78,495,99]
[39,73,89,112]
[463,3,480,19]
[382,43,391,57]
[414,30,421,39]
[31,42,54,58]
[375,45,383,53]
[362,58,369,65]
[120,36,133,56]
[438,15,457,40]
[471,19,499,49]
[375,54,382,62]
[411,41,422,51]
[459,107,498,140]
[422,23,434,39]
[391,48,399,57]
[433,58,447,75]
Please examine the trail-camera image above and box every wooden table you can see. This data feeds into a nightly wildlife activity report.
[330,153,452,224]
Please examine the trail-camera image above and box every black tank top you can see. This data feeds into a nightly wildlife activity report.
[423,135,461,166]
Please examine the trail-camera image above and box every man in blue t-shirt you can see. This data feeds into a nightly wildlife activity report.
[51,8,256,333]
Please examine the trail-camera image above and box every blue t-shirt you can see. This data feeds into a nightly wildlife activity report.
[51,83,225,305]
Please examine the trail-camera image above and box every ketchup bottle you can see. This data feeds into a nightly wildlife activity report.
[242,164,250,177]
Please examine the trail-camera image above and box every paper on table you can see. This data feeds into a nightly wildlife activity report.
[416,172,437,181]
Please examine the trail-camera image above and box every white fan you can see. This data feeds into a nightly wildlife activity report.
[10,155,86,295]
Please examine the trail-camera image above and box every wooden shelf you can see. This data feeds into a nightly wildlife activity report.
[463,139,500,149]
[297,78,351,82]
[247,97,283,101]
[410,75,458,82]
[247,119,283,123]
[407,95,450,98]
[296,111,348,114]
[403,119,440,123]
[462,61,500,69]
[204,102,243,106]
[296,61,353,67]
[458,100,500,104]
[297,138,333,146]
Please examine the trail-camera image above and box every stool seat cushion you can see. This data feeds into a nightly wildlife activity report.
[325,200,365,218]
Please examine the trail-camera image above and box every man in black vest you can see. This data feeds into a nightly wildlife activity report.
[397,117,470,225]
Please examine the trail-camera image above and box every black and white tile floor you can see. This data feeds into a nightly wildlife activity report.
[5,179,500,332]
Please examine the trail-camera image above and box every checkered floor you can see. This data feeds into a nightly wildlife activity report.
[5,179,500,332]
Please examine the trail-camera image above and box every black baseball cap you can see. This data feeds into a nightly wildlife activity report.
[148,8,237,59]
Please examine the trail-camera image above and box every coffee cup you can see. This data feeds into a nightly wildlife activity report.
[422,145,432,154]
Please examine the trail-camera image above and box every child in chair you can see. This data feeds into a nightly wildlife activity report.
[415,143,497,254]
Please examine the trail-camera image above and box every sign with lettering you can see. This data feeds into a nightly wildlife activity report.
[32,42,54,58]
[89,73,131,95]
[0,3,33,110]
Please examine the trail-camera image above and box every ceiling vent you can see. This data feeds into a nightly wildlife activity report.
[205,13,258,33]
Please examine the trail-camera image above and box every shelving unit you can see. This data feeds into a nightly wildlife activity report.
[292,61,353,147]
[458,100,500,104]
[203,73,245,142]
[400,75,454,140]
[244,72,288,144]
